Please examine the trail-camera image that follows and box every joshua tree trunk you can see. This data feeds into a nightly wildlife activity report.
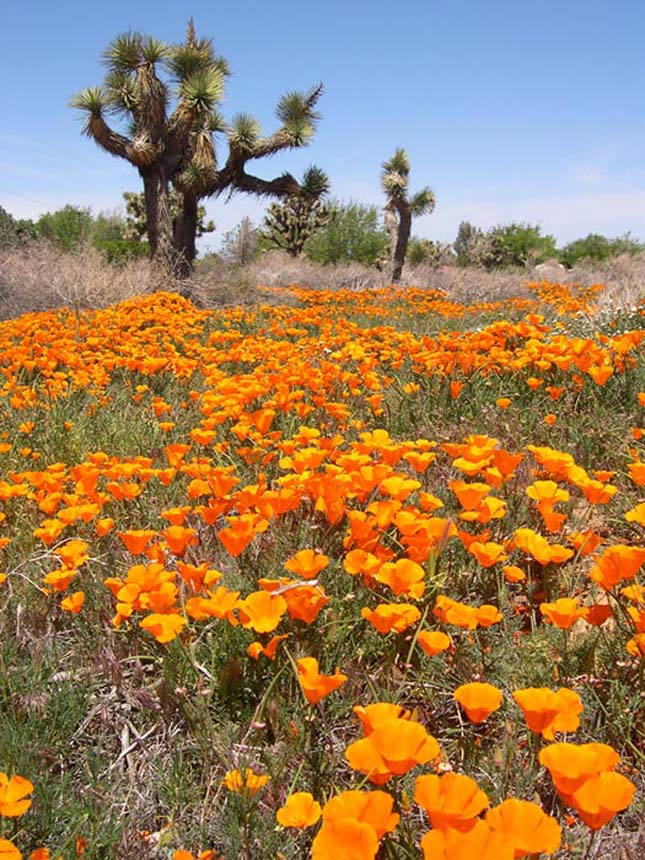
[174,192,198,281]
[141,168,175,271]
[391,208,411,283]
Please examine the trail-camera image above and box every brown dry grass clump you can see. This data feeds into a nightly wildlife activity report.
[0,241,171,319]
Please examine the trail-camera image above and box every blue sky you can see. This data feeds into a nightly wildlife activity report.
[1,0,644,251]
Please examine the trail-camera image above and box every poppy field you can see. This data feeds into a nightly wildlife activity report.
[0,281,644,859]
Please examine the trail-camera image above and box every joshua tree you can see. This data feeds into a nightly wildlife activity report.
[262,166,331,257]
[381,148,435,283]
[71,21,322,279]
[122,190,214,242]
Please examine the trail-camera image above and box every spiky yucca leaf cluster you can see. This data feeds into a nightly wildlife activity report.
[262,166,331,257]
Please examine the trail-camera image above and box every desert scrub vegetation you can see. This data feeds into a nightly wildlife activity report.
[0,280,643,859]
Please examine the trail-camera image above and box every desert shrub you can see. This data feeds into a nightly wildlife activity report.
[304,199,389,266]
[0,206,38,249]
[94,239,151,265]
[559,232,643,268]
[407,237,454,266]
[35,204,94,251]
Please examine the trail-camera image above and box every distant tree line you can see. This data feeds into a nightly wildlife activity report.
[3,200,642,274]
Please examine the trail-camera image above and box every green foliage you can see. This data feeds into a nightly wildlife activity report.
[453,220,483,267]
[91,211,127,244]
[487,222,557,269]
[0,206,38,249]
[406,237,454,266]
[94,239,150,264]
[304,199,389,266]
[457,222,558,270]
[559,232,643,268]
[35,205,94,251]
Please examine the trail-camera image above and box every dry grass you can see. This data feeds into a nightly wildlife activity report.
[568,252,645,312]
[0,241,171,319]
[1,244,642,320]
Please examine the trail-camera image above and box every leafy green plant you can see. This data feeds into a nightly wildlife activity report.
[304,199,388,266]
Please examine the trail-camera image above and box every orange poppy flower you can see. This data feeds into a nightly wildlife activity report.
[42,567,78,592]
[248,634,289,661]
[539,597,587,629]
[139,612,187,643]
[361,603,421,634]
[417,630,452,656]
[449,480,491,511]
[237,591,287,633]
[53,539,89,568]
[161,525,198,556]
[374,558,426,599]
[60,591,85,614]
[222,768,269,797]
[454,683,503,724]
[297,657,347,705]
[276,791,322,827]
[174,851,196,860]
[513,528,573,565]
[420,820,514,860]
[566,530,602,557]
[538,742,620,795]
[343,549,382,582]
[502,565,526,583]
[467,541,508,568]
[217,513,269,557]
[0,772,34,817]
[486,798,561,857]
[281,583,330,624]
[624,502,645,526]
[588,544,645,590]
[583,603,612,626]
[414,773,489,831]
[513,688,583,739]
[626,633,645,657]
[284,549,329,579]
[117,529,157,555]
[352,703,410,735]
[0,839,22,860]
[475,605,503,628]
[29,848,50,860]
[345,718,440,784]
[311,818,379,860]
[433,596,473,629]
[568,772,636,830]
[321,789,399,839]
[95,517,115,537]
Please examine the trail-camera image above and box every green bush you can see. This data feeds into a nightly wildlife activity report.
[35,205,94,251]
[0,206,38,249]
[558,232,643,268]
[304,200,389,266]
[94,239,150,264]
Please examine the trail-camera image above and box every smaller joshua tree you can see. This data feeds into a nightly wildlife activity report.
[381,148,435,283]
[122,190,214,242]
[262,166,331,257]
